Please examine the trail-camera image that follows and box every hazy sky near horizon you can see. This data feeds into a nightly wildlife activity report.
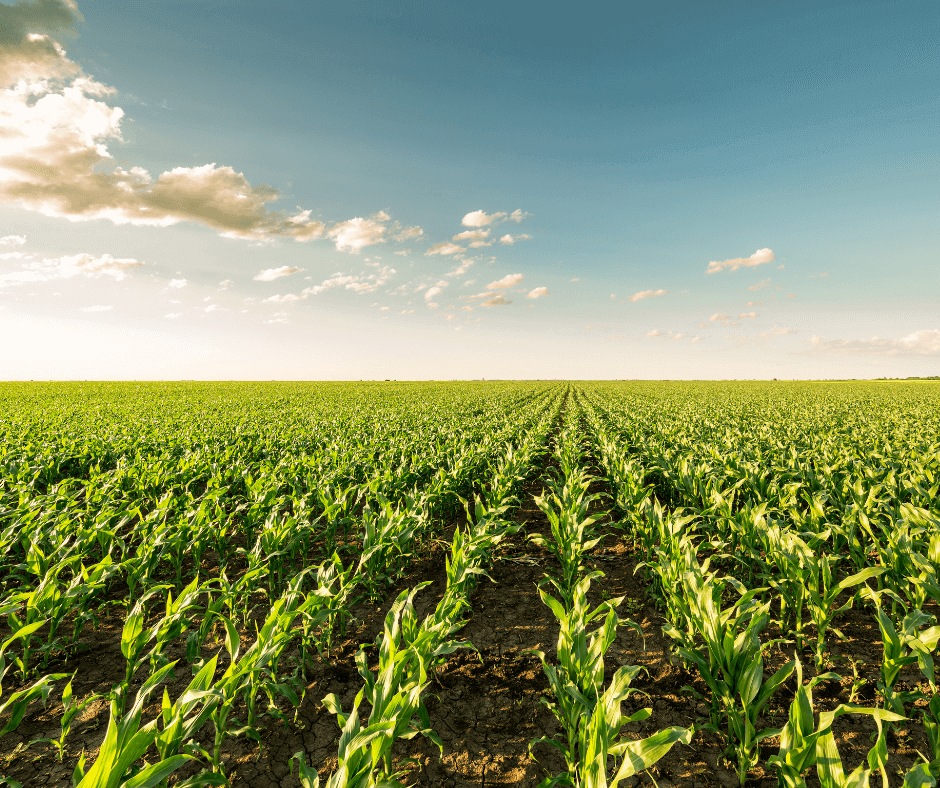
[1,0,937,380]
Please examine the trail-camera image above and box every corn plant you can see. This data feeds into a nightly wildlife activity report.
[663,559,793,785]
[531,470,605,608]
[529,573,689,786]
[766,653,904,788]
[866,591,940,719]
[48,675,103,762]
[73,661,201,788]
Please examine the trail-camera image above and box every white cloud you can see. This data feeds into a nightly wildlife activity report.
[168,278,187,289]
[204,304,226,313]
[53,253,143,279]
[498,233,531,245]
[0,11,332,243]
[746,300,762,306]
[487,273,523,289]
[739,312,758,319]
[426,241,464,256]
[710,313,729,322]
[509,209,529,223]
[645,329,663,338]
[218,279,233,289]
[164,312,181,320]
[760,325,800,337]
[690,336,702,343]
[425,285,444,301]
[78,304,112,312]
[809,329,940,356]
[326,217,386,253]
[394,249,410,256]
[0,251,143,287]
[629,288,667,303]
[394,226,423,242]
[303,265,395,297]
[0,251,28,260]
[445,259,474,277]
[263,293,303,303]
[253,265,304,282]
[462,209,506,227]
[527,286,548,299]
[0,235,26,247]
[748,279,771,291]
[481,294,511,307]
[453,229,489,241]
[706,248,775,274]
[570,277,580,282]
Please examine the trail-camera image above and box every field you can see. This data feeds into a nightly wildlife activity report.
[1,380,939,788]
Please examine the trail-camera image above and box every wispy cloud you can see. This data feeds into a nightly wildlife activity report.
[168,278,187,289]
[809,329,940,356]
[426,241,464,256]
[0,235,26,247]
[706,248,775,274]
[527,286,548,299]
[739,311,758,319]
[498,233,531,245]
[481,294,511,307]
[748,279,771,291]
[487,273,523,289]
[629,288,667,303]
[253,265,304,281]
[79,305,112,312]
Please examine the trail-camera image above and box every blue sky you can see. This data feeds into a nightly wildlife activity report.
[0,0,937,379]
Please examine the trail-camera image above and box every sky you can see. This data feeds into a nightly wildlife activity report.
[0,0,937,380]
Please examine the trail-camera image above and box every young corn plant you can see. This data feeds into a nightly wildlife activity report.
[766,653,904,788]
[866,590,940,720]
[530,470,605,608]
[48,675,103,762]
[529,572,690,787]
[72,661,205,788]
[663,559,793,785]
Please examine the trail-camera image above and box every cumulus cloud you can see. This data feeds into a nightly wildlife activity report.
[53,253,143,279]
[710,313,729,322]
[0,251,144,287]
[487,273,523,289]
[0,0,82,85]
[739,312,758,319]
[424,284,446,301]
[253,265,304,282]
[0,8,332,243]
[263,293,303,303]
[392,225,422,242]
[809,329,940,356]
[78,304,112,312]
[204,304,226,313]
[299,265,396,297]
[527,287,548,299]
[462,209,506,227]
[164,312,181,320]
[706,248,775,275]
[481,294,511,307]
[453,229,489,241]
[425,241,464,257]
[326,217,386,252]
[645,329,663,338]
[168,278,187,289]
[629,288,667,303]
[218,279,233,289]
[0,235,26,247]
[498,233,531,245]
[509,209,529,223]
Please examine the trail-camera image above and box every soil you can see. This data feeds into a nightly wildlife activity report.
[0,410,933,787]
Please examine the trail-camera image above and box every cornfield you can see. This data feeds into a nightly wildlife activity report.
[0,380,938,787]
